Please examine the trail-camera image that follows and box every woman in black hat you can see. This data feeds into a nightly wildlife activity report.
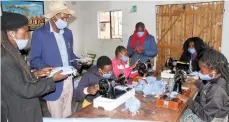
[1,12,67,122]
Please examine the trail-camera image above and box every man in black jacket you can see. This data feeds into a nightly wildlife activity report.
[1,12,67,122]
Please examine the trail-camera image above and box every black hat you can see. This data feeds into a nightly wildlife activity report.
[1,11,28,31]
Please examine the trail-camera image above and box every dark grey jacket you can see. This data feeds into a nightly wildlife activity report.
[1,40,56,122]
[188,78,229,122]
[74,66,102,102]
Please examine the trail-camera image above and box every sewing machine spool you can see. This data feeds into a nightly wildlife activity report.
[173,70,187,94]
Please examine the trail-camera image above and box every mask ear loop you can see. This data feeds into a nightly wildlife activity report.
[99,69,104,75]
[54,15,60,22]
[10,32,17,41]
[120,53,124,57]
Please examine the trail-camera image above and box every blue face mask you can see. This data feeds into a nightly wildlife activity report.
[137,32,144,37]
[12,34,29,50]
[103,73,112,79]
[55,18,67,30]
[188,48,196,54]
[198,72,214,81]
[121,56,129,62]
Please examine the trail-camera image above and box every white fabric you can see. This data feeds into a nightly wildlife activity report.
[117,64,130,69]
[47,77,73,118]
[83,87,89,95]
[48,66,75,77]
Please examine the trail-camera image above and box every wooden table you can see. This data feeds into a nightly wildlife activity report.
[71,84,197,122]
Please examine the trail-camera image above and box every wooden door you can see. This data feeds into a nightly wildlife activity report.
[156,1,224,70]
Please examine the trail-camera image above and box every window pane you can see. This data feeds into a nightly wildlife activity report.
[111,11,122,38]
[99,12,110,22]
[99,22,110,39]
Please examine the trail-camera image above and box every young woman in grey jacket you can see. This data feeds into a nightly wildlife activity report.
[179,47,229,122]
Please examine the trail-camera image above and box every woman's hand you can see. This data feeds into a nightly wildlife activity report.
[177,94,189,102]
[34,67,52,78]
[186,77,196,84]
[186,76,200,84]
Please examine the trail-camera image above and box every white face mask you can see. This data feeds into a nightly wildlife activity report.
[11,34,29,50]
[55,16,67,30]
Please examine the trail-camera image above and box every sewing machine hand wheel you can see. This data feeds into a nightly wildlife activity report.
[173,70,187,94]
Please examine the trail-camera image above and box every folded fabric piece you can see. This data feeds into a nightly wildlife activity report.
[125,97,141,116]
[151,80,165,97]
[134,79,147,92]
[142,84,153,96]
[166,91,179,99]
[48,66,76,77]
[134,76,165,97]
[146,76,156,84]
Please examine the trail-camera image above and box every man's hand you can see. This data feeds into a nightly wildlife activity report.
[87,85,100,95]
[137,49,144,54]
[34,67,52,78]
[52,71,68,82]
[132,48,137,52]
[192,53,197,57]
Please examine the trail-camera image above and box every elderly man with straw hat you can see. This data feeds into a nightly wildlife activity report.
[30,1,79,118]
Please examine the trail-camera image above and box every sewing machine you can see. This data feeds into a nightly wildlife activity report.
[164,57,192,74]
[156,69,190,111]
[93,74,135,111]
[136,59,154,77]
[161,57,192,79]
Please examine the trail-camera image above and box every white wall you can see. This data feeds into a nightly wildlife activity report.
[221,1,229,61]
[72,1,229,62]
[42,1,229,62]
[81,1,158,60]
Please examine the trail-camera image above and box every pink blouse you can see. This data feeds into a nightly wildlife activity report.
[112,58,138,79]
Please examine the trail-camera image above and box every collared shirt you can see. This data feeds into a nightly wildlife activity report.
[50,22,69,66]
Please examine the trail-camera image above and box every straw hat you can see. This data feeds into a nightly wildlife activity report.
[44,1,75,19]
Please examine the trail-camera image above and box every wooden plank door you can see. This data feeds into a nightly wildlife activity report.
[156,1,224,70]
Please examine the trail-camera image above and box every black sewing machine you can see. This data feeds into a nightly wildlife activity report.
[136,59,153,77]
[173,70,187,94]
[164,57,192,74]
[99,74,130,99]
